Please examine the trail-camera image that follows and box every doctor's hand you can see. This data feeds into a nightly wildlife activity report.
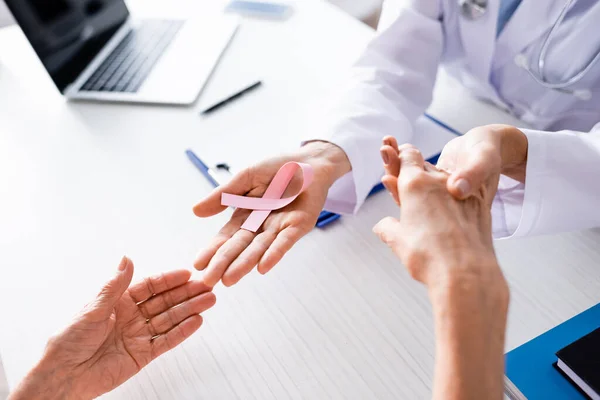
[437,124,528,199]
[192,141,351,287]
[379,125,528,204]
[9,257,216,400]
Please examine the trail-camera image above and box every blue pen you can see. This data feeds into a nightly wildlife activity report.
[186,149,221,187]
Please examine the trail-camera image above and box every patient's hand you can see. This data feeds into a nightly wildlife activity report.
[373,145,509,400]
[374,144,500,287]
[9,258,216,400]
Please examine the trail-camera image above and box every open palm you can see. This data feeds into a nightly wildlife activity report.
[193,150,340,287]
[41,257,216,399]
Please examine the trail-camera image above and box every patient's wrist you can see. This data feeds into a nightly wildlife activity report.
[429,266,509,400]
[429,263,509,345]
[429,262,509,313]
[9,353,83,400]
[9,358,76,400]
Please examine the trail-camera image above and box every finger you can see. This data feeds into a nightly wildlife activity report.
[398,148,426,187]
[446,148,496,199]
[87,257,133,319]
[138,280,213,318]
[380,145,400,178]
[151,315,203,360]
[398,143,417,153]
[193,209,252,271]
[382,136,399,153]
[257,227,304,275]
[222,231,277,287]
[203,229,256,287]
[129,269,192,304]
[374,217,427,283]
[193,167,253,218]
[373,217,406,259]
[92,257,135,319]
[148,292,216,335]
[381,175,400,206]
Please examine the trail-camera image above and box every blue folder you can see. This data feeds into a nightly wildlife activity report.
[505,303,600,399]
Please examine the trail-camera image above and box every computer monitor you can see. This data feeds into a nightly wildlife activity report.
[4,0,129,91]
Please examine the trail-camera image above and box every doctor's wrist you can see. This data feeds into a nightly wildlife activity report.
[498,125,528,183]
[300,141,352,186]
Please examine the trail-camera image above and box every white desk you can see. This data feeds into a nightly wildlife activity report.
[1,1,600,399]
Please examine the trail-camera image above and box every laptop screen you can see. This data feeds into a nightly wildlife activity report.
[5,0,129,92]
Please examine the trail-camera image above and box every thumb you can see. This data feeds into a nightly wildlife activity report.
[373,217,405,258]
[446,149,498,199]
[193,168,253,218]
[92,256,134,319]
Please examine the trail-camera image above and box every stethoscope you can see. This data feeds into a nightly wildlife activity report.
[459,0,598,100]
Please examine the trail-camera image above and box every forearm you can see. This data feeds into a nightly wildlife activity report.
[429,271,509,400]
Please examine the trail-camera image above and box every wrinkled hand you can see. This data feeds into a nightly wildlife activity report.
[193,142,350,287]
[374,145,509,400]
[10,257,216,400]
[379,125,528,204]
[374,145,501,288]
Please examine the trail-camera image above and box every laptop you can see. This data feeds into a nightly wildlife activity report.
[4,0,239,105]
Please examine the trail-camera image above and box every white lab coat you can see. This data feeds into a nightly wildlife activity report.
[311,0,600,238]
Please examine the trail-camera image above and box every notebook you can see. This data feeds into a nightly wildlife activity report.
[555,327,600,400]
[505,303,600,400]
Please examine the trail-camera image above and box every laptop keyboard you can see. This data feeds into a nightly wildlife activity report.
[81,20,184,93]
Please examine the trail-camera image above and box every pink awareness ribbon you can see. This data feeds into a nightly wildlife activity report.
[221,162,314,232]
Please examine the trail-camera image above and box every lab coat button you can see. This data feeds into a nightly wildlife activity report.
[514,54,528,69]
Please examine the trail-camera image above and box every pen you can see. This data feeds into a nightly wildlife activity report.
[200,81,263,115]
[186,149,222,187]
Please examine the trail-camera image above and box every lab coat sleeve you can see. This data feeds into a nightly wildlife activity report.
[304,1,444,214]
[492,123,600,238]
